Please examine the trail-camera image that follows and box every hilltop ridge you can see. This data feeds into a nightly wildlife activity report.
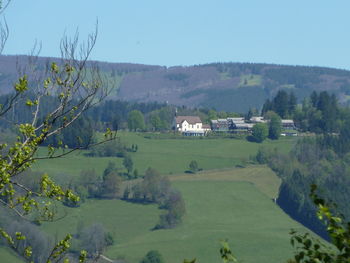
[1,55,350,112]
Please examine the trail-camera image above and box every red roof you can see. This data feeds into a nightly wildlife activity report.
[175,116,202,124]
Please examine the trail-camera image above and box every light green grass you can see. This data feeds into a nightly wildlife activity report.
[32,132,295,180]
[219,72,231,80]
[39,166,310,263]
[171,165,281,199]
[32,148,124,184]
[239,74,262,86]
[0,246,24,263]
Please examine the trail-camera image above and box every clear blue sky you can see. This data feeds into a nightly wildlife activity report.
[3,0,350,69]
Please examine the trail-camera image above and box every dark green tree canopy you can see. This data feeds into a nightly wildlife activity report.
[261,90,297,118]
[252,123,268,143]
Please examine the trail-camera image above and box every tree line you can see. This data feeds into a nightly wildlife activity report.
[262,89,346,134]
[123,167,186,229]
[255,130,350,239]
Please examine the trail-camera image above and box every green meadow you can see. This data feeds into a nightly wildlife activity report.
[239,74,262,86]
[1,247,24,263]
[38,166,311,263]
[4,134,306,263]
[32,132,295,179]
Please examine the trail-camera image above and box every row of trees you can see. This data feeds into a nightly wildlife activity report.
[74,222,114,258]
[88,139,138,158]
[123,168,186,229]
[262,90,346,135]
[294,91,340,133]
[84,98,240,132]
[261,90,297,118]
[250,111,282,143]
[255,131,350,239]
[72,162,125,201]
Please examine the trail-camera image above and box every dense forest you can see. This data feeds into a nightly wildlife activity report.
[2,55,350,112]
[257,91,350,239]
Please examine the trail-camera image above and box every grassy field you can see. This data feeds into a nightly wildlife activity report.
[38,166,311,263]
[239,74,262,86]
[24,134,305,263]
[1,247,24,263]
[32,132,295,180]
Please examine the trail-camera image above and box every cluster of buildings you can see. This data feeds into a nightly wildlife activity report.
[173,115,295,136]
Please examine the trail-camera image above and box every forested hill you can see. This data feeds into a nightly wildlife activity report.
[2,54,350,112]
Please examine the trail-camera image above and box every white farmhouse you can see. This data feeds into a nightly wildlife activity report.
[174,116,206,136]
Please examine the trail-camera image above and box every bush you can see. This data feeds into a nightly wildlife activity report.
[140,250,165,263]
[256,147,273,164]
[189,160,199,173]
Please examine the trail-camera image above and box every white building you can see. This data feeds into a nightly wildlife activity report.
[174,116,206,136]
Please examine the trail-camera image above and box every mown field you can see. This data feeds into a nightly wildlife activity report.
[32,132,295,179]
[37,166,311,263]
[2,134,303,263]
[1,247,24,263]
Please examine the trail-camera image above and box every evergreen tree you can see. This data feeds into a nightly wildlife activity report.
[273,90,289,118]
[288,92,297,116]
[245,108,253,121]
[310,91,319,108]
[261,99,272,116]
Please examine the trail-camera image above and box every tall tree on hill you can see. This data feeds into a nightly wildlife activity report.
[288,92,297,116]
[273,90,289,118]
[262,90,297,118]
[245,108,253,121]
[317,92,338,133]
[310,91,319,108]
[261,99,273,116]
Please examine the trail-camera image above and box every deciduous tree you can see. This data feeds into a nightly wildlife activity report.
[128,110,145,131]
[251,123,268,143]
[0,5,115,261]
[267,111,282,140]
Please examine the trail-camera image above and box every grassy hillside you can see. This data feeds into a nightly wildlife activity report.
[38,166,313,263]
[32,132,295,179]
[2,55,350,112]
[0,247,24,263]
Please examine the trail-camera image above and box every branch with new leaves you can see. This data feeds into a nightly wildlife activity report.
[0,8,116,262]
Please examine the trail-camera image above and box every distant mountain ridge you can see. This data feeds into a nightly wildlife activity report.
[1,55,350,113]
